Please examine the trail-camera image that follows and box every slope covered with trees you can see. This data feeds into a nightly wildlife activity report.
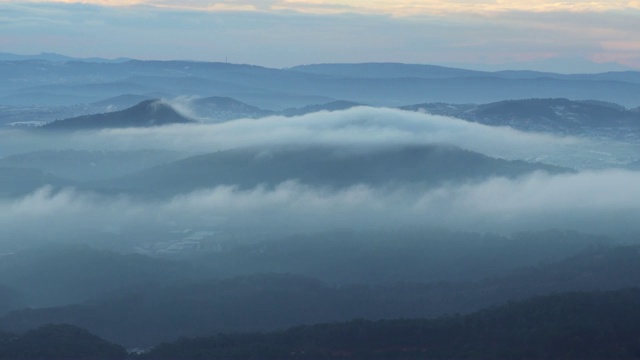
[143,288,640,359]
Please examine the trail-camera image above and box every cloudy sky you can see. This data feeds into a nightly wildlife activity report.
[1,0,640,71]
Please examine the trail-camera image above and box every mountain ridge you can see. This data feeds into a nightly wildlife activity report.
[41,99,194,130]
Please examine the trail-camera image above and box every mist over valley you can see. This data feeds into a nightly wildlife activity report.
[1,54,640,357]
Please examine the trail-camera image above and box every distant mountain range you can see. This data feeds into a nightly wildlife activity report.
[289,62,488,79]
[402,98,640,139]
[2,59,640,109]
[191,96,274,121]
[0,52,132,63]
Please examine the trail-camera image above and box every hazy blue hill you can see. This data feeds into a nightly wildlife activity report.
[121,59,274,78]
[471,98,636,128]
[567,70,640,84]
[0,81,155,106]
[142,288,640,360]
[193,229,600,284]
[289,62,488,79]
[492,70,640,84]
[229,92,336,111]
[0,245,193,308]
[280,100,362,117]
[0,52,131,63]
[0,92,96,107]
[0,285,23,316]
[4,60,640,108]
[0,149,184,182]
[290,75,640,107]
[122,75,261,95]
[89,94,156,109]
[21,81,152,97]
[191,96,274,121]
[291,62,640,85]
[105,144,566,197]
[481,245,640,299]
[0,167,72,197]
[41,99,194,130]
[402,98,640,137]
[0,52,77,62]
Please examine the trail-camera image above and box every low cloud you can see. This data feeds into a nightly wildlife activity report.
[2,169,640,248]
[0,107,602,168]
[0,107,637,250]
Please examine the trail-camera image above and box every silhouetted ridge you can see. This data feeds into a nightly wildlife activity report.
[41,99,194,130]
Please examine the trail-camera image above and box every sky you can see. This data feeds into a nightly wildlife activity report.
[1,1,640,72]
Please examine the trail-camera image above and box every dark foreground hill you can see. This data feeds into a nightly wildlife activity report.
[3,288,640,359]
[143,287,640,360]
[6,242,640,348]
[41,99,194,130]
[0,324,126,360]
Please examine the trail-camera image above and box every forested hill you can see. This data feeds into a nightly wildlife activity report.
[143,288,640,359]
[0,324,126,360]
[41,99,194,130]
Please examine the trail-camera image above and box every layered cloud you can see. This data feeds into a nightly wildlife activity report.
[0,106,637,249]
[2,169,640,246]
[0,103,640,248]
[0,107,599,167]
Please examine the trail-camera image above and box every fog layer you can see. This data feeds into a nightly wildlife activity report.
[0,107,598,168]
[1,169,639,246]
[1,107,637,250]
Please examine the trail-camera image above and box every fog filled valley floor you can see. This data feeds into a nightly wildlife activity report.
[1,58,640,358]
